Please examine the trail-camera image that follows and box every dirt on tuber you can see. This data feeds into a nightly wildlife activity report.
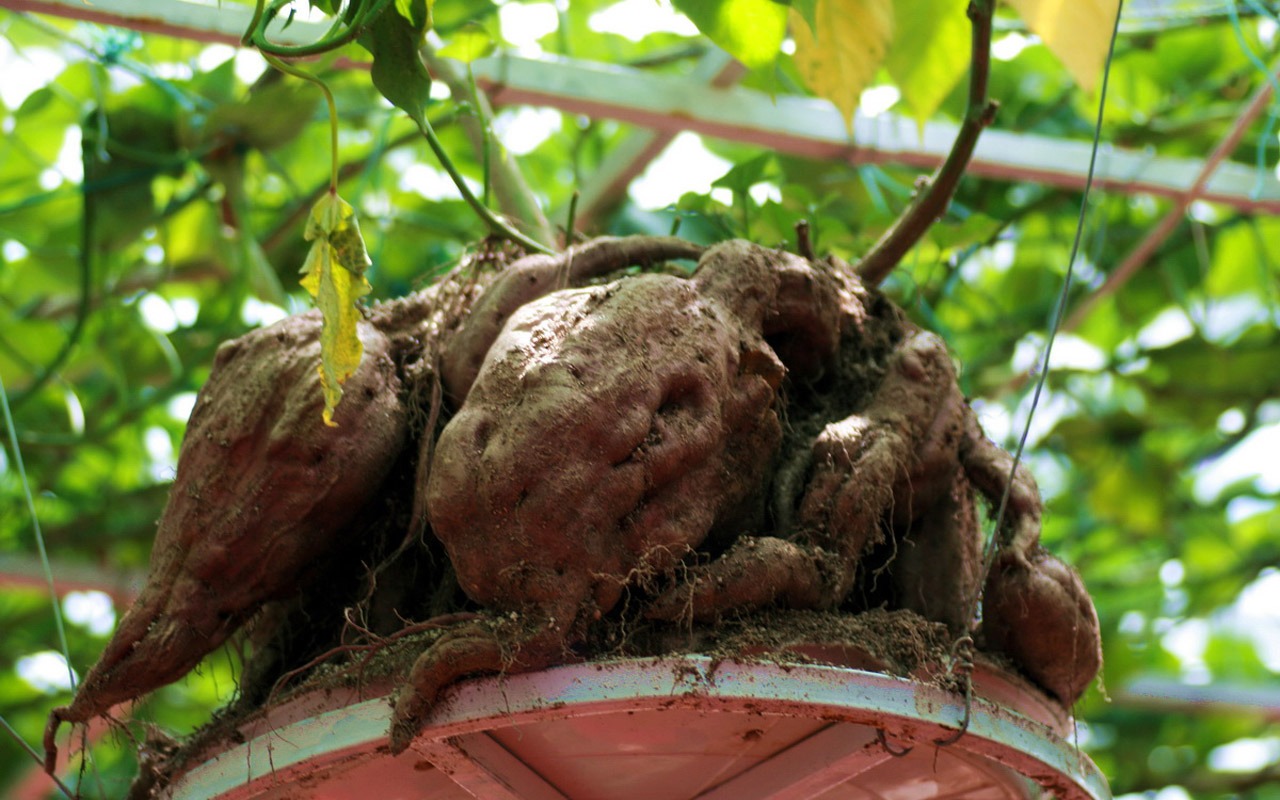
[43,234,1103,784]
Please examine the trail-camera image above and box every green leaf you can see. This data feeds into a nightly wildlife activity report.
[438,28,496,63]
[357,0,434,122]
[790,0,894,128]
[672,0,787,70]
[299,192,373,426]
[884,0,969,127]
[711,153,776,194]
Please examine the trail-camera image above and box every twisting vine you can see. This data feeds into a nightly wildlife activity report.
[241,0,554,255]
[241,0,555,423]
[243,0,396,57]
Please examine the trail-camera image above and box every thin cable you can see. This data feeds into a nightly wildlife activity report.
[982,1,1126,575]
[1,373,75,686]
[0,715,75,799]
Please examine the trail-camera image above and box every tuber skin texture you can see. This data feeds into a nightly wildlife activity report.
[40,235,713,774]
[393,241,841,751]
[46,234,1103,773]
[982,546,1103,706]
[44,313,407,773]
[390,238,1104,750]
[441,235,704,402]
[646,331,990,635]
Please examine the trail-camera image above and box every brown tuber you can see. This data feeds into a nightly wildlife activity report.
[983,546,1103,706]
[44,235,1103,775]
[394,241,836,751]
[391,239,1102,748]
[44,312,407,772]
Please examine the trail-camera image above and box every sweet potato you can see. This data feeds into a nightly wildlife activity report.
[45,313,407,771]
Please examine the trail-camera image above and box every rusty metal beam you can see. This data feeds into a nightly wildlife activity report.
[468,53,1280,215]
[1063,61,1280,330]
[0,555,144,604]
[5,0,1280,216]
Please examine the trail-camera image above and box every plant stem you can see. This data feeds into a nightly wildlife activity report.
[422,46,557,247]
[244,0,395,58]
[856,0,998,288]
[262,54,340,193]
[409,112,555,254]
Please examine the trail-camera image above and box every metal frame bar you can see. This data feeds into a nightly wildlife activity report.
[1119,676,1280,720]
[0,0,330,45]
[468,53,1280,214]
[2,0,1278,216]
[1064,59,1280,330]
[0,555,143,604]
[559,48,745,232]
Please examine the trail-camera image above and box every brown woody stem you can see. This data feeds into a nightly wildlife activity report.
[856,0,998,288]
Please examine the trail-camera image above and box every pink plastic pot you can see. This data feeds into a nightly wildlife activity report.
[164,651,1108,800]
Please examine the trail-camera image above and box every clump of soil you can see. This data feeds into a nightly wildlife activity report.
[44,235,1102,795]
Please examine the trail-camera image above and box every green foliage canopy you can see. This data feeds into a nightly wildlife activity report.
[1,1,1278,797]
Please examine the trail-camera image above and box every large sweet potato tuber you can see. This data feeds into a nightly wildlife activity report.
[392,241,845,750]
[44,313,407,771]
[48,233,1106,780]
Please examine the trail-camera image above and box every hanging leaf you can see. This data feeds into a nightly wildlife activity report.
[672,0,788,70]
[299,192,373,426]
[1005,0,1120,91]
[884,0,969,129]
[438,27,496,63]
[395,0,418,21]
[358,0,434,122]
[788,0,819,33]
[790,0,894,129]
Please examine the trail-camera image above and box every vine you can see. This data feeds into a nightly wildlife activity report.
[241,0,555,422]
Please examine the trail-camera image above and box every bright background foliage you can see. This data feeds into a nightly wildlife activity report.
[1,0,1279,797]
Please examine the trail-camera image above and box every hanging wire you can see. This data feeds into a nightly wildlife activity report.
[0,376,74,686]
[940,0,1128,746]
[0,372,84,795]
[0,716,75,799]
[982,0,1126,564]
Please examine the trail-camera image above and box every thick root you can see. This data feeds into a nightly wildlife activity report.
[646,536,843,622]
[389,614,575,754]
[390,625,507,753]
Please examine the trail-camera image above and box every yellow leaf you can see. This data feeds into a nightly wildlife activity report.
[790,0,894,129]
[1005,0,1120,91]
[299,192,373,427]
